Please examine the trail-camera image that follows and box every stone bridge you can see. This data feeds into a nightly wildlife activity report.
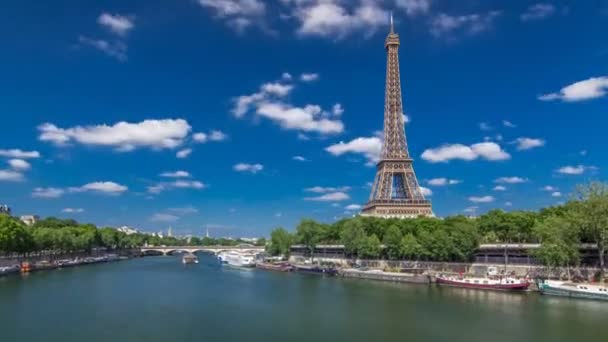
[140,245,265,256]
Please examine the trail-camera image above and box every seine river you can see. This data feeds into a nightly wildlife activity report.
[1,254,608,341]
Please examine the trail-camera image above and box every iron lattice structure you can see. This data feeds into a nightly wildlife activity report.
[361,18,434,219]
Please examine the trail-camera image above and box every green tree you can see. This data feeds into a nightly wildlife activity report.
[533,215,580,269]
[383,225,403,259]
[571,182,608,278]
[359,234,381,259]
[400,233,423,260]
[296,219,323,261]
[340,219,366,257]
[267,227,293,256]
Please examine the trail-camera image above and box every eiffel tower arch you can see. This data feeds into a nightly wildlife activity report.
[361,16,434,219]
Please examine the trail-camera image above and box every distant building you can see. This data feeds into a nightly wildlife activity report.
[239,237,259,244]
[0,204,11,216]
[20,215,39,226]
[117,226,139,235]
[167,227,173,238]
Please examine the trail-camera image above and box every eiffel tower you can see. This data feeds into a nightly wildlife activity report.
[361,15,433,219]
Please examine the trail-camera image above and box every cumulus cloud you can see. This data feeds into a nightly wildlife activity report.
[420,186,432,197]
[8,159,31,171]
[193,130,228,143]
[160,171,191,178]
[494,177,528,184]
[233,163,264,174]
[539,76,608,102]
[0,170,23,182]
[325,137,382,164]
[69,181,128,195]
[556,165,592,175]
[520,3,556,21]
[197,0,267,33]
[32,187,65,198]
[430,11,501,38]
[62,208,84,213]
[332,103,344,116]
[514,137,545,150]
[502,120,516,128]
[176,148,192,159]
[345,204,362,211]
[542,185,558,192]
[493,185,507,191]
[469,195,495,203]
[427,178,462,186]
[305,191,350,202]
[38,119,191,151]
[421,142,510,163]
[292,155,309,162]
[98,13,135,36]
[0,149,40,159]
[551,191,562,197]
[293,1,388,39]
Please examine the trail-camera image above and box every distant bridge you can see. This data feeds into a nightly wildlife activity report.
[140,245,265,256]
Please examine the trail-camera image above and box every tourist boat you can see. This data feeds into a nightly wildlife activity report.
[255,262,294,272]
[20,261,32,273]
[436,274,530,291]
[537,279,608,301]
[223,251,256,268]
[182,254,199,264]
[293,264,338,276]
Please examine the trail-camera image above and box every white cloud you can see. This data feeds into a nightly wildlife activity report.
[62,208,84,213]
[325,137,382,164]
[396,0,431,16]
[495,177,528,184]
[197,0,266,32]
[261,83,294,96]
[193,133,207,142]
[515,137,545,150]
[539,76,608,102]
[300,73,319,82]
[8,159,30,171]
[332,103,344,116]
[38,119,191,151]
[420,186,432,197]
[430,11,501,38]
[148,180,206,194]
[551,191,562,197]
[233,163,263,174]
[505,201,513,207]
[98,13,134,36]
[176,148,192,159]
[32,187,65,198]
[542,185,558,192]
[160,171,191,178]
[294,1,388,38]
[556,165,587,175]
[292,155,309,162]
[209,130,227,141]
[0,149,40,159]
[427,178,462,186]
[469,195,495,203]
[520,3,556,21]
[256,102,344,134]
[479,122,492,131]
[78,36,127,61]
[402,113,410,123]
[345,204,362,211]
[0,170,23,182]
[281,72,292,80]
[149,213,180,222]
[502,120,516,128]
[69,181,128,195]
[305,191,350,202]
[464,206,479,214]
[421,142,510,163]
[493,185,507,191]
[305,186,350,193]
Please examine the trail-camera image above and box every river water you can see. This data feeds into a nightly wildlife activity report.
[1,254,607,342]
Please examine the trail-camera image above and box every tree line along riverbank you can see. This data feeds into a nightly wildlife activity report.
[266,182,608,281]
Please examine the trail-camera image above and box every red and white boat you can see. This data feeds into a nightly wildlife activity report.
[436,274,530,291]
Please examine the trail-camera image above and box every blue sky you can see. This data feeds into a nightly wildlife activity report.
[0,0,607,237]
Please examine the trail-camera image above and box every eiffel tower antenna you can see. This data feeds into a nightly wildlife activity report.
[361,17,434,219]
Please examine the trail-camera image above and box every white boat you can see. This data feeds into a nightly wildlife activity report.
[182,254,199,264]
[538,279,608,301]
[217,251,228,264]
[223,251,256,267]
